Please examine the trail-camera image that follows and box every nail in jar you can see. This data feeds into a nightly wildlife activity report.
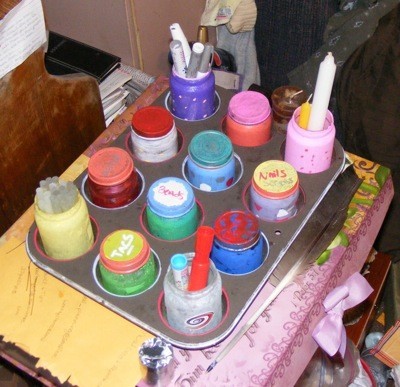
[131,106,178,162]
[211,210,265,274]
[225,91,272,147]
[284,107,335,174]
[98,229,157,296]
[186,130,235,192]
[250,160,300,221]
[87,147,140,208]
[169,67,216,121]
[146,177,198,240]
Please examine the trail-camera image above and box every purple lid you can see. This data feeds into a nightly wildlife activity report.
[228,91,271,125]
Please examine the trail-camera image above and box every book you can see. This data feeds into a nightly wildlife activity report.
[45,31,121,83]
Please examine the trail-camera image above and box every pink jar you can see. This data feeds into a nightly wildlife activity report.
[225,91,272,147]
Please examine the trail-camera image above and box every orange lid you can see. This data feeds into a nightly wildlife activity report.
[252,160,299,199]
[132,106,174,138]
[88,147,134,186]
[100,230,150,273]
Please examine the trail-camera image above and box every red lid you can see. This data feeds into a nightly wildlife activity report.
[132,106,174,138]
[214,210,260,248]
[252,160,299,199]
[88,147,134,186]
[100,230,150,273]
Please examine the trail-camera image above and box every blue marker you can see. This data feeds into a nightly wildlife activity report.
[170,254,189,290]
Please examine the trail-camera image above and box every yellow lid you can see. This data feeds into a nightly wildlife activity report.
[252,160,299,199]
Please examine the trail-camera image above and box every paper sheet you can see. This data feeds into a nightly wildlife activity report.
[0,155,153,386]
[0,0,47,78]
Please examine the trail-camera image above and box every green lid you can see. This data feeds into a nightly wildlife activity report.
[188,130,233,167]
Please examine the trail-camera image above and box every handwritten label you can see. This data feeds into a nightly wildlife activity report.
[152,180,188,207]
[0,0,47,78]
[103,230,143,261]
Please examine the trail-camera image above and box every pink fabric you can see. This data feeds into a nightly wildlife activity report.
[312,272,373,357]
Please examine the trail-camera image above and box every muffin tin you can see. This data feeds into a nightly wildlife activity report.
[26,86,345,349]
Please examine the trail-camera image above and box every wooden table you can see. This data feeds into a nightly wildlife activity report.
[0,76,394,386]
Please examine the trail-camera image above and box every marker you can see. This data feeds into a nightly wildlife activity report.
[188,226,215,291]
[169,40,187,77]
[169,23,191,67]
[186,42,204,78]
[170,254,189,290]
[197,43,214,77]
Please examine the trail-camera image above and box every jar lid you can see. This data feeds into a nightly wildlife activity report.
[252,160,299,199]
[214,210,260,248]
[147,177,195,218]
[188,130,233,167]
[132,106,174,138]
[100,229,150,273]
[88,147,134,186]
[228,91,271,125]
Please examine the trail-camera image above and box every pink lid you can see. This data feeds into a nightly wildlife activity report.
[228,91,271,125]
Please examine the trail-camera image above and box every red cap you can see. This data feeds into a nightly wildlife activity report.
[88,147,134,186]
[132,106,174,138]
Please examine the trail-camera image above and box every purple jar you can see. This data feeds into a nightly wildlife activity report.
[169,68,216,121]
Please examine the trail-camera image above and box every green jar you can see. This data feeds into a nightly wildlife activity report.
[99,229,156,296]
[146,177,198,240]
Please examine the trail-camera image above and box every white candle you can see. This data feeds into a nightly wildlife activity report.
[307,52,336,131]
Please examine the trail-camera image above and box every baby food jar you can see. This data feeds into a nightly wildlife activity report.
[131,106,178,162]
[225,90,272,147]
[98,229,157,296]
[250,160,300,221]
[87,147,139,208]
[145,177,198,240]
[186,130,235,192]
[211,210,265,274]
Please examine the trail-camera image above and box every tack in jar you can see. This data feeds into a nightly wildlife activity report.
[186,130,235,192]
[131,106,178,162]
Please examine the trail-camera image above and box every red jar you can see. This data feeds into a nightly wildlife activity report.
[87,147,140,208]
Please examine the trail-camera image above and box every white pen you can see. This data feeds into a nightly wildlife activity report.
[170,254,189,290]
[170,23,191,67]
[170,40,187,77]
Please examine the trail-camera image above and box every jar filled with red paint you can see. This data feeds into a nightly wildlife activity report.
[87,147,140,208]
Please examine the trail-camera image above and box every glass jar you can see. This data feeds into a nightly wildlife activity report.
[87,147,139,208]
[145,177,198,240]
[169,67,216,121]
[250,160,300,222]
[211,210,265,274]
[34,192,94,260]
[186,130,235,192]
[225,90,272,146]
[98,229,156,296]
[284,107,336,174]
[131,106,178,162]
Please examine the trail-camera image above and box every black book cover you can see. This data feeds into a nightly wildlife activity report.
[45,31,121,82]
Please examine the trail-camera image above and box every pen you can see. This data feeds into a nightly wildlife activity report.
[186,42,204,78]
[197,43,214,77]
[169,40,187,77]
[188,226,215,291]
[169,23,191,67]
[170,253,189,290]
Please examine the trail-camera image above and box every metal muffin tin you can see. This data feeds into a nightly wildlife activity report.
[26,87,345,349]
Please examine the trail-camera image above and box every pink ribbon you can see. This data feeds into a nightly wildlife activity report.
[312,272,373,357]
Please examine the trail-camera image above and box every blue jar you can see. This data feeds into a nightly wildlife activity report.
[186,130,235,192]
[145,177,198,240]
[210,210,265,275]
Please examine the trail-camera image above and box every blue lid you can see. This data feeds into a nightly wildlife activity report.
[170,254,188,271]
[188,130,233,167]
[147,177,195,217]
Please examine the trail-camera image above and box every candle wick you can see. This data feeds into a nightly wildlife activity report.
[289,90,304,102]
[307,93,313,103]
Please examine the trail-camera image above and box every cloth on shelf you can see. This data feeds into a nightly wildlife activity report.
[227,0,257,33]
[200,0,242,26]
[216,25,260,91]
